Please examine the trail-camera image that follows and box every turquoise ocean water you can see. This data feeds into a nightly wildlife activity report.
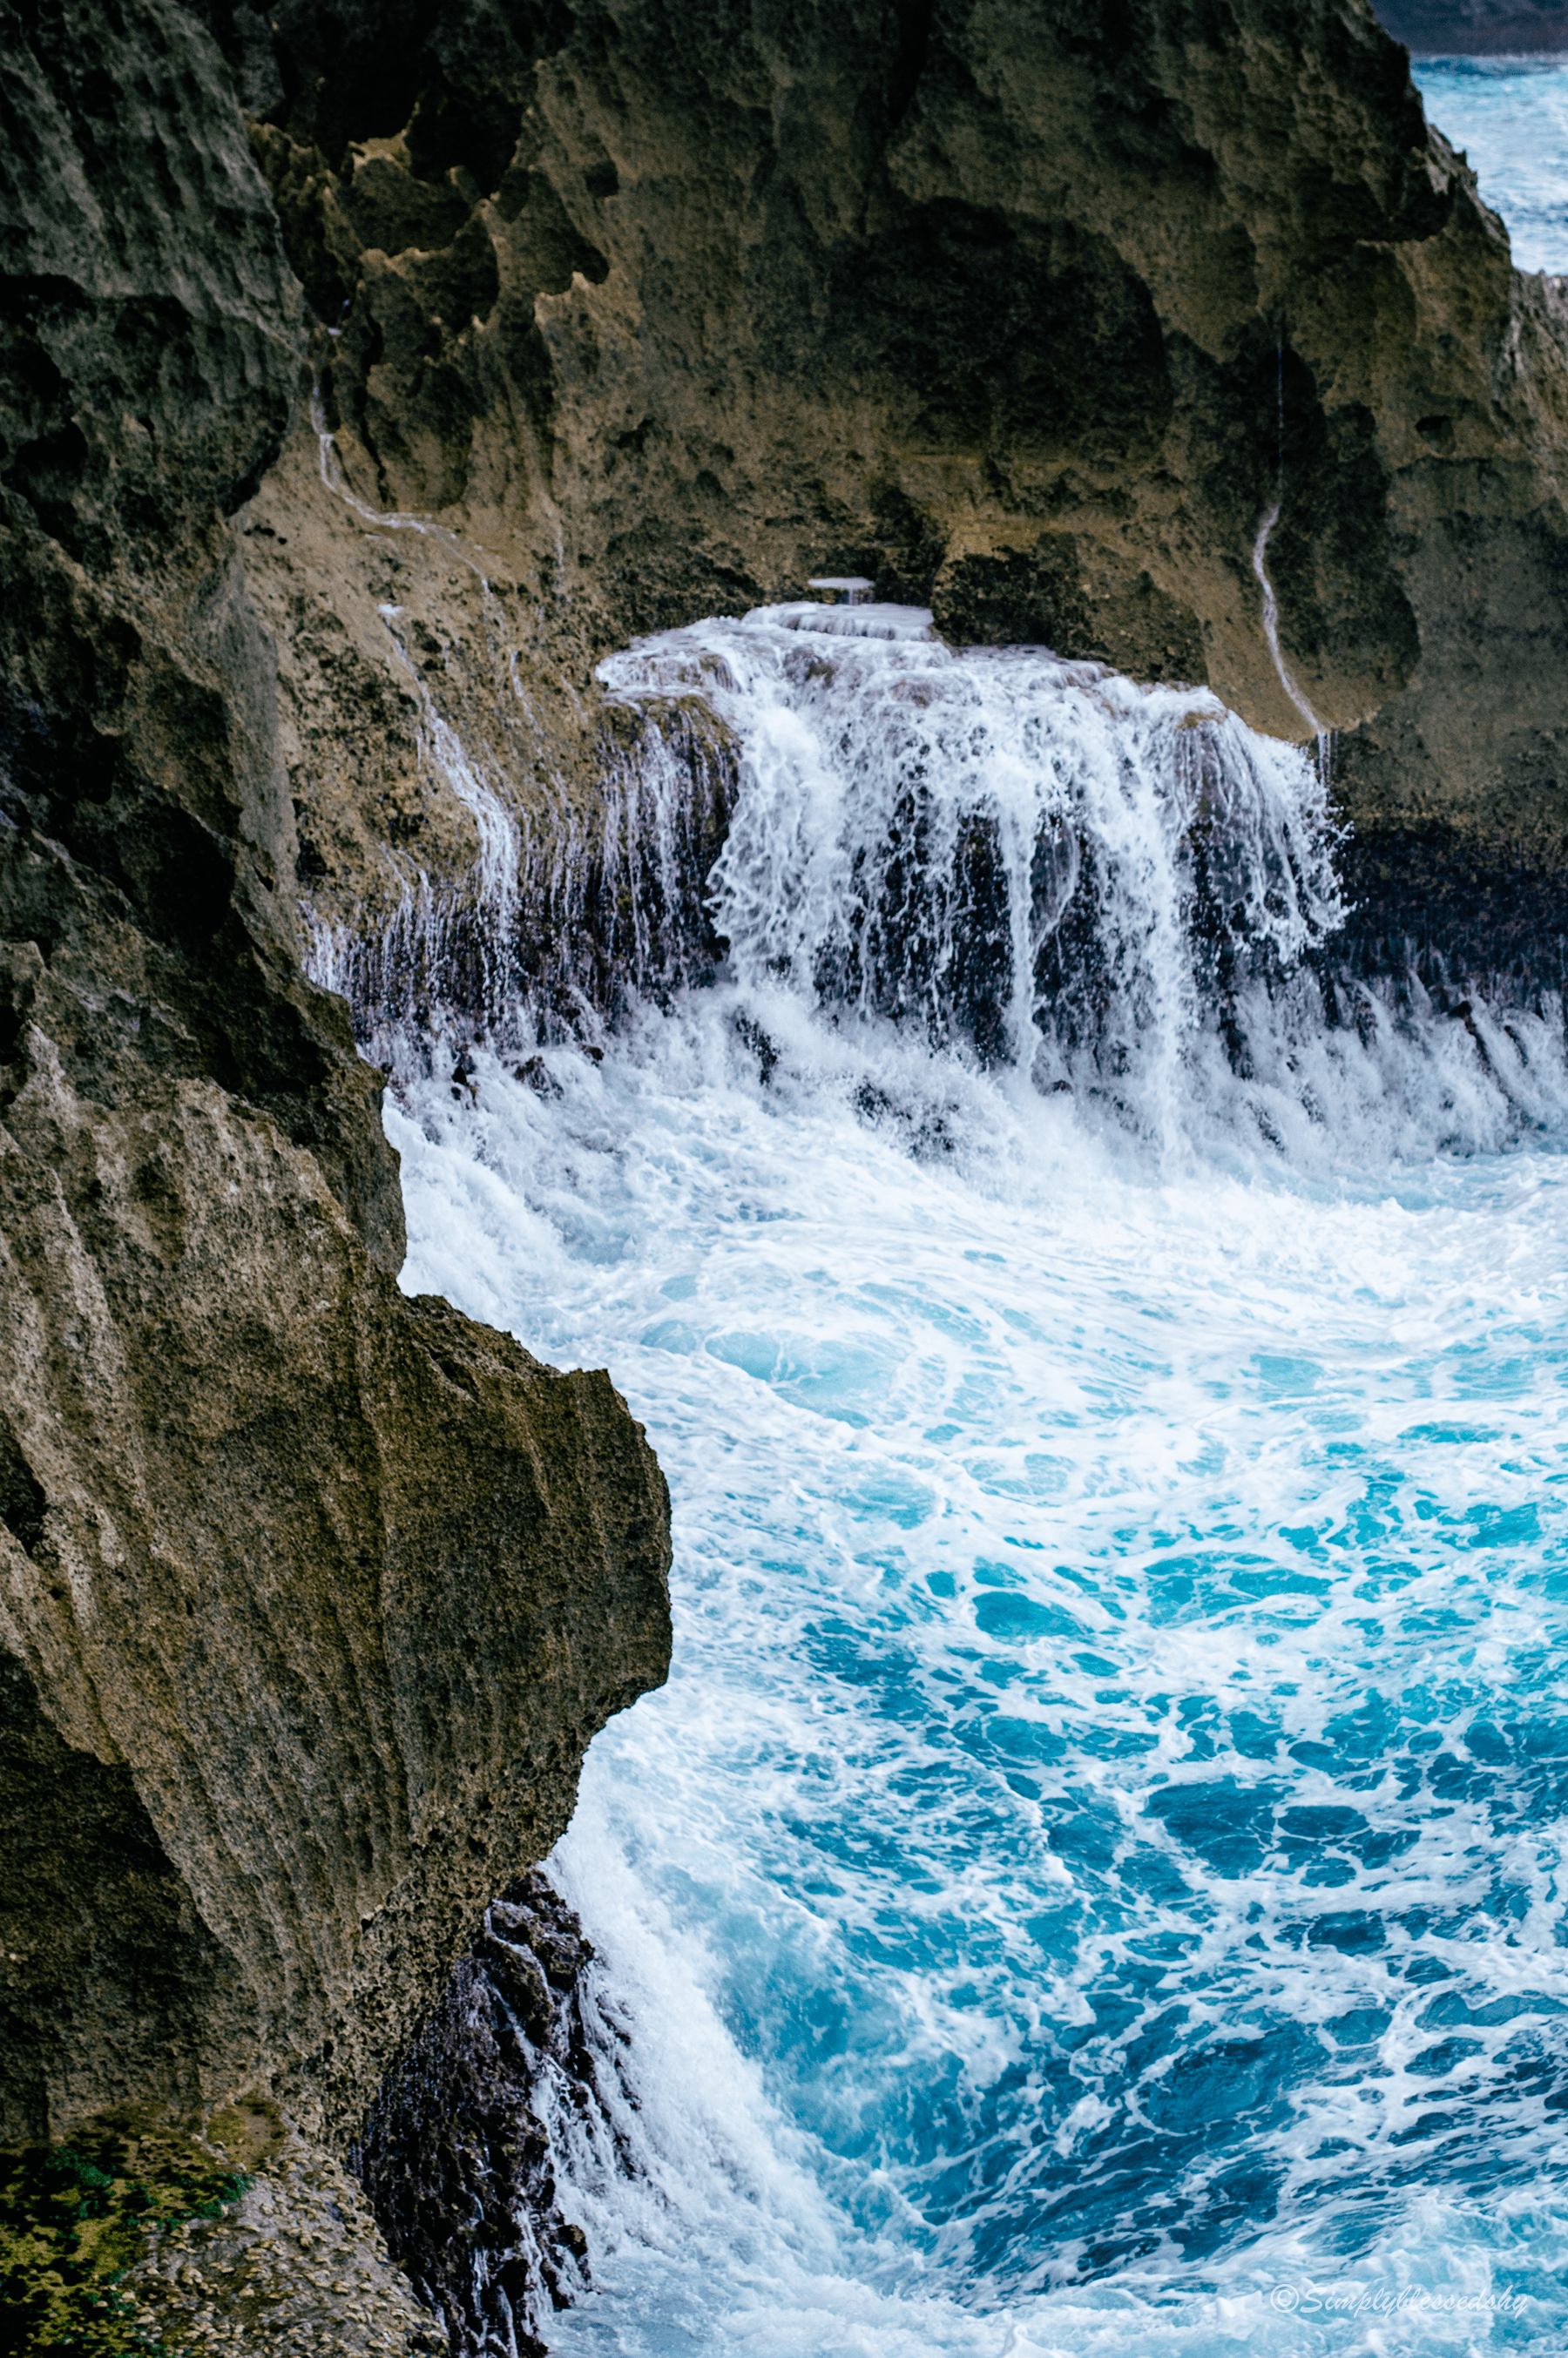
[378,64,1568,2355]
[1412,57,1568,274]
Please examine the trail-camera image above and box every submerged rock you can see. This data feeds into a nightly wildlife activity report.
[355,1872,621,2358]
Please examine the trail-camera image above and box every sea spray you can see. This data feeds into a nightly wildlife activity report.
[365,598,1568,2355]
[391,1014,1568,2357]
[598,606,1565,1170]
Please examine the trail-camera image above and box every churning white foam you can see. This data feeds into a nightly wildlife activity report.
[598,608,1568,1172]
[382,605,1568,2354]
[389,1003,1568,2355]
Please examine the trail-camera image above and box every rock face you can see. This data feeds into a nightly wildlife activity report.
[118,2129,449,2356]
[355,1872,623,2358]
[7,0,1568,2338]
[229,422,739,1058]
[0,0,671,2165]
[192,0,1568,991]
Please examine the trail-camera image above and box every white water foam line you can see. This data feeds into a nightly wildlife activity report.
[1251,503,1330,780]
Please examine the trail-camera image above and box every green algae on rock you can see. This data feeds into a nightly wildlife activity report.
[0,2125,250,2355]
[118,2128,447,2357]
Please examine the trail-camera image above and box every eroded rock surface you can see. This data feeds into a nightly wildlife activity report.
[355,1872,622,2358]
[210,3,1563,838]
[0,0,671,2174]
[120,2130,447,2356]
[7,0,1568,2343]
[0,989,671,2144]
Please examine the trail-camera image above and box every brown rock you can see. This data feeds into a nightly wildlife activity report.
[0,984,670,2144]
[9,0,1568,2330]
[184,0,1568,999]
[121,2126,447,2355]
[0,0,671,2167]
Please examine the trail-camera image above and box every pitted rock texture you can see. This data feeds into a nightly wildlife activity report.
[0,957,671,2145]
[120,2130,447,2355]
[1,0,402,1266]
[202,0,1568,908]
[0,0,672,2170]
[233,427,739,1052]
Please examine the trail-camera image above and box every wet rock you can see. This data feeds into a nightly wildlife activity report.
[9,0,1568,2340]
[354,1873,623,2358]
[1321,818,1568,1003]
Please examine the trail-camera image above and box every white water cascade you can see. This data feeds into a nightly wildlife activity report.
[593,606,1565,1170]
[380,602,1568,2357]
[1251,504,1328,753]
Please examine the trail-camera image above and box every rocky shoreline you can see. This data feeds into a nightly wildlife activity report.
[354,1873,624,2358]
[5,0,1568,2348]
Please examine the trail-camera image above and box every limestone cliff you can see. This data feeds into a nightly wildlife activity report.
[0,0,671,2172]
[8,0,1568,2338]
[128,0,1565,1019]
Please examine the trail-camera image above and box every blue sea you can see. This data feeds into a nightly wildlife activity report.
[1411,57,1568,274]
[367,61,1568,2356]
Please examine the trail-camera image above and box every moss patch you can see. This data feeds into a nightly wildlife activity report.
[0,2127,251,2355]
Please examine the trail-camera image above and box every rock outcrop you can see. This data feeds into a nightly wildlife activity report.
[230,423,738,1058]
[355,1873,624,2358]
[0,0,671,2178]
[106,2127,448,2356]
[126,0,1564,1012]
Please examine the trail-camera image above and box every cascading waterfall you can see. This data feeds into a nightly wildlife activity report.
[372,598,1568,2358]
[304,681,734,1078]
[657,611,1342,1145]
[597,606,1566,1167]
[317,605,523,1039]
